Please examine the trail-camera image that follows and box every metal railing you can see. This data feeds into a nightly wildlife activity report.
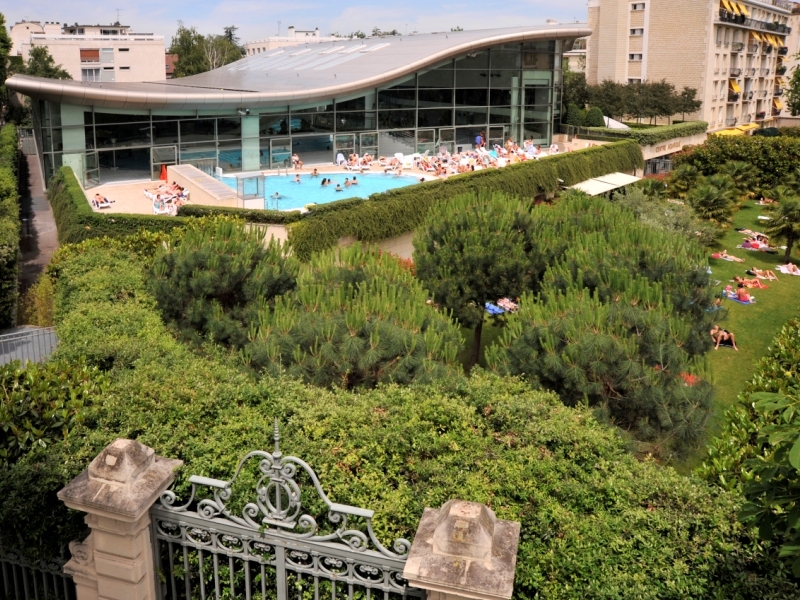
[716,12,792,34]
[151,423,425,600]
[730,67,743,77]
[728,93,741,102]
[761,68,771,76]
[0,327,58,366]
[746,68,757,77]
[732,42,745,52]
[727,118,739,126]
[0,547,76,600]
[747,44,759,53]
[779,46,790,55]
[644,158,673,176]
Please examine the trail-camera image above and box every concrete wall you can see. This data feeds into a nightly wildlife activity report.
[639,131,709,160]
[20,37,166,82]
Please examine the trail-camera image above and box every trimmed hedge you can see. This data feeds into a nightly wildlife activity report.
[47,167,186,244]
[287,141,644,260]
[584,121,709,146]
[0,125,19,328]
[177,204,303,224]
[778,127,800,138]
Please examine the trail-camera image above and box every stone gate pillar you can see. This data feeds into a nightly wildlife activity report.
[403,500,521,600]
[57,439,182,600]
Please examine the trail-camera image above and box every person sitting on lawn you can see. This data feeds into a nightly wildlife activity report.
[736,283,752,302]
[710,325,739,351]
[751,267,779,281]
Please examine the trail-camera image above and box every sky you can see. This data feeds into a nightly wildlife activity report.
[4,0,589,46]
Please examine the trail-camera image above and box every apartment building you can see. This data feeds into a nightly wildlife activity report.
[245,27,340,56]
[10,21,166,83]
[586,0,796,130]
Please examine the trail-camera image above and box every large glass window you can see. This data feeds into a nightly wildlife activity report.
[336,112,376,131]
[378,110,416,129]
[295,113,334,133]
[152,121,179,145]
[180,119,216,142]
[260,115,291,136]
[418,68,454,88]
[456,51,489,70]
[378,89,416,109]
[418,89,453,107]
[94,112,149,125]
[455,89,488,106]
[335,97,366,111]
[455,107,487,126]
[94,122,152,148]
[491,46,522,69]
[456,70,489,88]
[418,109,453,127]
[216,118,241,139]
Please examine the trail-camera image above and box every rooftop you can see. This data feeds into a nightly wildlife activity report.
[6,24,590,111]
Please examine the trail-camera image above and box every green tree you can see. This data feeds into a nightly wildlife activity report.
[246,245,462,388]
[413,192,539,369]
[0,12,13,115]
[584,106,605,127]
[676,86,703,121]
[565,102,585,126]
[589,79,626,121]
[763,186,800,263]
[22,46,70,79]
[668,163,703,198]
[149,220,299,348]
[719,160,760,202]
[168,22,242,77]
[687,179,736,225]
[786,61,800,117]
[562,61,589,110]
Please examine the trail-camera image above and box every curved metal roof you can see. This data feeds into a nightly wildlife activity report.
[6,24,590,111]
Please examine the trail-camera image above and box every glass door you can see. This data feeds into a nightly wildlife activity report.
[437,128,455,155]
[270,138,291,169]
[359,132,378,158]
[334,134,355,164]
[151,146,177,181]
[416,129,436,156]
[84,151,99,188]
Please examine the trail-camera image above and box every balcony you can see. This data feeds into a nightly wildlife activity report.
[765,44,774,53]
[712,94,719,100]
[742,113,752,123]
[746,68,757,77]
[722,67,729,74]
[775,87,784,96]
[747,43,759,53]
[756,111,767,120]
[779,46,789,55]
[730,67,743,77]
[772,109,782,116]
[728,92,741,102]
[776,65,788,75]
[732,42,745,52]
[714,67,720,75]
[760,90,769,97]
[726,118,738,127]
[716,12,792,34]
[761,68,771,76]
[745,91,755,100]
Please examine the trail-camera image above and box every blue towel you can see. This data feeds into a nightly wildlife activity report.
[485,302,505,315]
[726,294,756,305]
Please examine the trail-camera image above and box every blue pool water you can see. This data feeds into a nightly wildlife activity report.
[219,173,421,211]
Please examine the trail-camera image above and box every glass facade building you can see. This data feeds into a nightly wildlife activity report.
[22,34,575,188]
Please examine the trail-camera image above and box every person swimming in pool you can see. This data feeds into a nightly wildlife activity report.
[344,178,351,187]
[272,192,283,200]
[335,184,343,192]
[295,174,301,183]
[351,176,358,185]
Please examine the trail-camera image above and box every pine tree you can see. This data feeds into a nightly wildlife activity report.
[413,192,541,369]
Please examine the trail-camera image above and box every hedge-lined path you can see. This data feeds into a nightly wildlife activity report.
[18,155,58,292]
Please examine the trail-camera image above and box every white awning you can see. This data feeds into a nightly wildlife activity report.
[569,172,642,196]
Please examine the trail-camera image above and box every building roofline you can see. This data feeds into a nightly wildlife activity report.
[6,24,590,111]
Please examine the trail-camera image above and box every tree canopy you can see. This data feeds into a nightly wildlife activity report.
[21,46,71,80]
[168,21,243,77]
[587,79,702,123]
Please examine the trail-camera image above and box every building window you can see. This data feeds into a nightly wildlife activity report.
[630,28,644,36]
[629,53,643,61]
[120,66,130,70]
[631,2,645,10]
[81,68,100,82]
[628,78,642,83]
[101,48,114,64]
[80,48,100,63]
[119,48,129,52]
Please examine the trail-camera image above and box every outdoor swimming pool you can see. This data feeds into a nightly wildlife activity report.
[219,172,422,211]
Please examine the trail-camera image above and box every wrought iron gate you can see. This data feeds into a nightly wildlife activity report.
[150,423,424,600]
[0,546,75,600]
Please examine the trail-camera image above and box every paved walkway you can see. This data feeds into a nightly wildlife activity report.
[18,155,58,293]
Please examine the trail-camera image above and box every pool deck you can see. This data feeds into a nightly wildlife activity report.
[86,163,439,216]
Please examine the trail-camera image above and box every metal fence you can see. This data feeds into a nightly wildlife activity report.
[151,422,424,600]
[644,159,673,176]
[18,129,36,157]
[0,547,75,600]
[0,327,58,366]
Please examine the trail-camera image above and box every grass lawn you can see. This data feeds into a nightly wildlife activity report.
[679,201,800,470]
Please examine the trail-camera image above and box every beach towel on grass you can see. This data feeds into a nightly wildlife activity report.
[726,293,756,305]
[777,265,800,276]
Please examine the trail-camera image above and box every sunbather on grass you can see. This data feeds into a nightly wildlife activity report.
[710,325,738,351]
[712,249,745,262]
[751,268,778,281]
[732,276,767,289]
[785,263,800,275]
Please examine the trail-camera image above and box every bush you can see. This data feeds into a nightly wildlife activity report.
[0,125,19,328]
[485,192,716,456]
[288,141,644,260]
[584,106,605,127]
[47,167,186,244]
[565,103,585,126]
[583,121,709,146]
[150,221,299,348]
[674,135,800,190]
[778,127,800,138]
[0,359,106,466]
[177,204,302,224]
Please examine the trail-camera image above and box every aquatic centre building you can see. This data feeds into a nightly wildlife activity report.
[6,25,590,188]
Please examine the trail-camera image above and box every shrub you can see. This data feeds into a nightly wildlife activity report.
[485,192,716,456]
[150,220,299,348]
[0,125,19,328]
[584,121,709,146]
[565,103,585,126]
[47,167,186,244]
[246,245,464,388]
[288,141,644,260]
[18,273,55,327]
[0,359,105,466]
[177,204,302,224]
[584,106,605,127]
[674,135,800,190]
[687,180,736,226]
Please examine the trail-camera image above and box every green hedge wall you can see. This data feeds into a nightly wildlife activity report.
[177,204,303,224]
[47,167,187,244]
[584,121,709,146]
[287,141,644,260]
[0,125,19,329]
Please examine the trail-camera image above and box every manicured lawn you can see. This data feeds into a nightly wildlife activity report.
[679,201,800,470]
